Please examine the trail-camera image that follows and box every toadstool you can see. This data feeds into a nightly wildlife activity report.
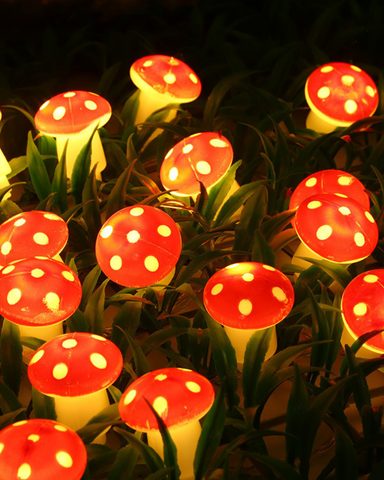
[28,332,123,443]
[119,367,215,480]
[34,91,112,179]
[341,269,384,358]
[203,262,294,369]
[0,210,68,265]
[130,55,201,125]
[160,132,234,197]
[0,419,87,480]
[0,257,81,344]
[0,110,12,198]
[96,205,182,288]
[305,62,378,133]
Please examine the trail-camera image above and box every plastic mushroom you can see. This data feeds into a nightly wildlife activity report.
[0,419,87,480]
[28,332,123,444]
[203,262,295,369]
[0,257,81,344]
[160,132,234,198]
[0,110,12,198]
[305,62,378,133]
[35,91,112,179]
[293,193,378,270]
[289,169,370,229]
[130,55,201,125]
[341,269,384,359]
[0,210,68,265]
[96,205,182,288]
[119,367,215,480]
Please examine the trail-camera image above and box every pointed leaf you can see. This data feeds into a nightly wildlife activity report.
[52,139,68,212]
[84,278,109,335]
[0,319,22,395]
[26,131,51,201]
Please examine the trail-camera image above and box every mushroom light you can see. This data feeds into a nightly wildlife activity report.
[130,55,201,125]
[341,269,384,359]
[28,332,123,443]
[0,419,87,480]
[203,262,295,369]
[119,367,215,480]
[35,91,112,179]
[96,205,182,288]
[305,62,378,133]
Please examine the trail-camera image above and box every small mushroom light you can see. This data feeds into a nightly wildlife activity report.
[341,269,384,359]
[0,257,81,343]
[203,262,295,369]
[119,367,215,480]
[35,91,112,179]
[0,419,87,480]
[130,55,201,125]
[96,205,182,288]
[305,62,378,133]
[0,110,12,197]
[0,210,68,265]
[28,332,123,443]
[293,193,378,269]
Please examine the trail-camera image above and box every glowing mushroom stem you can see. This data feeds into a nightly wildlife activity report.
[306,110,339,134]
[147,420,201,480]
[224,325,277,371]
[56,130,106,181]
[135,92,177,126]
[292,241,325,271]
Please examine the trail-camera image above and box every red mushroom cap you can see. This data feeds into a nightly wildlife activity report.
[203,262,294,329]
[118,368,214,431]
[28,332,123,397]
[35,91,112,137]
[0,257,81,327]
[0,211,68,265]
[95,205,182,288]
[130,55,201,104]
[0,419,87,480]
[295,193,378,263]
[342,269,384,352]
[305,62,378,126]
[160,132,233,196]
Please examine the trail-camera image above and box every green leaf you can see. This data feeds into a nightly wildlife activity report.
[82,163,102,246]
[259,209,296,243]
[0,319,22,395]
[325,293,344,374]
[84,278,109,334]
[111,299,142,357]
[66,309,90,333]
[333,425,359,480]
[71,127,95,205]
[143,468,176,480]
[119,328,151,377]
[298,257,352,289]
[26,131,52,201]
[8,156,28,178]
[0,380,25,415]
[239,451,302,480]
[51,139,68,212]
[31,387,57,420]
[80,265,102,311]
[345,346,371,413]
[367,458,384,480]
[0,408,27,430]
[251,230,276,265]
[120,90,140,128]
[194,384,226,480]
[108,445,139,480]
[105,162,136,220]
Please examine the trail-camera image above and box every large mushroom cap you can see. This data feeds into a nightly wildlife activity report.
[203,262,294,330]
[130,55,201,104]
[35,91,112,137]
[96,205,182,288]
[119,368,214,431]
[28,332,123,397]
[342,269,384,352]
[0,419,87,480]
[160,132,233,196]
[0,257,81,327]
[305,62,378,126]
[0,211,68,265]
[295,193,378,263]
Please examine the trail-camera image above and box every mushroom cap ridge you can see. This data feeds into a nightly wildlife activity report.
[0,419,87,480]
[342,269,384,352]
[305,62,378,126]
[203,262,294,330]
[28,332,123,397]
[0,210,68,265]
[295,192,378,263]
[119,368,215,431]
[130,55,201,104]
[35,91,112,137]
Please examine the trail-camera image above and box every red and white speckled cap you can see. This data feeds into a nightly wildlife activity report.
[96,205,181,288]
[119,368,214,431]
[130,55,201,104]
[305,62,378,126]
[203,262,294,330]
[28,332,123,397]
[0,211,68,265]
[160,132,233,196]
[35,91,111,136]
[0,419,87,480]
